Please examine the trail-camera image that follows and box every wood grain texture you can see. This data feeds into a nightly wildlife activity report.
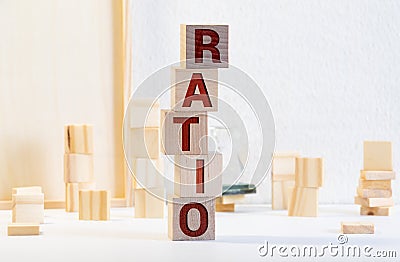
[171,67,218,112]
[363,141,392,171]
[359,179,391,190]
[64,154,94,183]
[130,128,160,159]
[168,197,215,241]
[354,196,394,207]
[64,125,93,154]
[360,170,395,180]
[360,206,390,216]
[295,157,323,188]
[79,190,110,221]
[288,187,318,217]
[357,187,392,198]
[272,180,295,210]
[341,222,374,234]
[8,224,40,236]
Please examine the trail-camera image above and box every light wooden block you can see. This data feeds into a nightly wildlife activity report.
[171,67,218,112]
[132,158,164,189]
[360,206,390,216]
[174,153,222,197]
[161,110,208,155]
[359,179,391,190]
[357,187,392,198]
[168,197,215,241]
[272,153,299,175]
[272,174,295,181]
[180,24,228,69]
[134,188,165,218]
[221,194,246,204]
[79,190,110,221]
[64,154,94,183]
[288,187,318,217]
[131,128,160,159]
[341,222,374,234]
[12,187,42,195]
[130,98,160,128]
[272,180,295,210]
[8,224,40,236]
[295,157,323,188]
[64,124,93,154]
[354,196,394,207]
[363,141,392,171]
[66,182,95,212]
[12,193,44,224]
[360,170,395,180]
[134,189,146,218]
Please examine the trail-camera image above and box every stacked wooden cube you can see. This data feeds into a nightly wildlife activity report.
[64,124,95,212]
[271,153,298,210]
[163,24,227,240]
[130,98,165,218]
[354,141,395,216]
[288,157,324,217]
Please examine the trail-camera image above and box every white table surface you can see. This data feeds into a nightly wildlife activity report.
[0,205,399,262]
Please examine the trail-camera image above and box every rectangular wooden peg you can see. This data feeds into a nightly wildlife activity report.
[8,224,40,236]
[341,222,374,234]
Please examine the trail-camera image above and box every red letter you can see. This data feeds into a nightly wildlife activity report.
[196,159,205,193]
[179,202,208,237]
[195,29,221,63]
[173,117,199,151]
[182,73,212,108]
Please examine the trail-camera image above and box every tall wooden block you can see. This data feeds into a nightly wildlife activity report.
[180,24,228,69]
[272,180,295,210]
[288,187,318,217]
[360,170,395,180]
[79,190,110,221]
[131,128,160,159]
[134,188,164,218]
[363,141,392,171]
[79,190,92,220]
[64,124,93,154]
[360,206,390,216]
[272,153,299,175]
[132,158,164,189]
[130,98,160,128]
[295,157,323,188]
[161,110,207,155]
[354,196,394,208]
[64,154,94,183]
[168,197,215,241]
[341,222,374,234]
[174,153,222,197]
[171,68,218,112]
[8,224,40,236]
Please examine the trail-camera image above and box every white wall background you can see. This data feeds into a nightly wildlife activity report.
[131,0,400,204]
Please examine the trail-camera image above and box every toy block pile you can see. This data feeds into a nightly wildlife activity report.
[130,98,165,218]
[64,124,95,212]
[9,186,44,236]
[271,153,298,210]
[288,157,324,217]
[163,24,227,240]
[354,141,395,216]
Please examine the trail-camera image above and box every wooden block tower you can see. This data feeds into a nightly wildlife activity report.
[354,141,395,216]
[288,157,324,217]
[163,24,227,240]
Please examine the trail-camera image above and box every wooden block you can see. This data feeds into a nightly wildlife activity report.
[79,190,92,220]
[168,197,215,241]
[134,189,146,218]
[12,194,44,205]
[272,174,295,181]
[132,158,164,189]
[131,128,160,159]
[171,67,218,112]
[272,180,295,210]
[272,153,299,175]
[288,187,318,217]
[357,187,392,198]
[66,182,95,212]
[221,194,245,204]
[64,154,94,183]
[180,24,228,69]
[341,222,374,234]
[12,192,44,224]
[130,98,160,128]
[354,196,393,207]
[12,186,42,195]
[295,157,323,188]
[360,206,390,216]
[161,110,207,155]
[134,188,164,218]
[91,190,110,221]
[360,170,395,180]
[359,179,391,190]
[174,153,222,197]
[64,124,93,154]
[215,198,235,212]
[8,224,40,236]
[363,141,392,171]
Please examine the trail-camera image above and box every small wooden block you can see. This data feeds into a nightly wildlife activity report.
[134,188,164,218]
[132,158,164,189]
[12,192,44,224]
[180,24,229,69]
[174,153,222,197]
[79,190,110,221]
[130,98,160,128]
[130,128,160,159]
[354,196,394,207]
[360,206,390,216]
[363,141,392,171]
[66,182,95,212]
[171,67,218,112]
[216,203,235,212]
[357,187,392,198]
[161,110,207,155]
[8,224,40,236]
[168,197,215,241]
[341,222,374,234]
[272,180,295,210]
[221,194,245,204]
[272,153,299,175]
[359,179,391,190]
[64,154,94,183]
[288,187,318,217]
[360,170,395,180]
[295,157,323,188]
[65,124,93,154]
